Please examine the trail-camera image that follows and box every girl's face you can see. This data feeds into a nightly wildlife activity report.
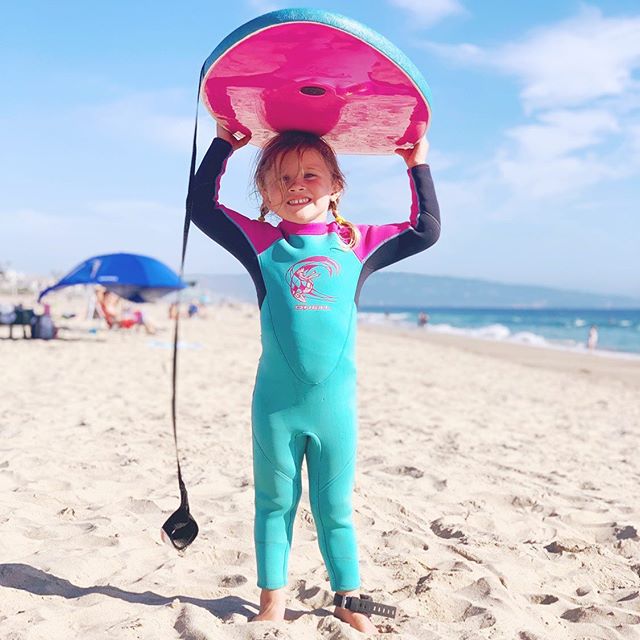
[262,148,339,224]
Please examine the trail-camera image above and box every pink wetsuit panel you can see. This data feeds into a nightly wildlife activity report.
[219,205,282,255]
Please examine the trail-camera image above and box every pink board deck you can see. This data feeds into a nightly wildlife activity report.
[201,9,432,155]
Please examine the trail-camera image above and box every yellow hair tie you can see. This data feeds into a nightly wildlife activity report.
[334,214,346,224]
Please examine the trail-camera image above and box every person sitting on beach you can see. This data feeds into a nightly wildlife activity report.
[168,301,199,320]
[97,289,156,334]
[187,300,199,318]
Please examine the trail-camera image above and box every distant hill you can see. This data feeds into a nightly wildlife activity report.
[189,272,640,309]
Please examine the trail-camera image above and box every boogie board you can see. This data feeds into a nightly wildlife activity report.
[200,8,432,154]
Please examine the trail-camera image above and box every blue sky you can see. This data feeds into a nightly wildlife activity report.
[1,0,638,296]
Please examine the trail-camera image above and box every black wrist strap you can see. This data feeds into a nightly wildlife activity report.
[161,63,206,552]
[333,593,397,618]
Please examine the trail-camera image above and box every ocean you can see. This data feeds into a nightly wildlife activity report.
[358,307,640,357]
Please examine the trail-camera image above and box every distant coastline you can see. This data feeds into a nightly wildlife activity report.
[188,272,640,310]
[180,272,640,355]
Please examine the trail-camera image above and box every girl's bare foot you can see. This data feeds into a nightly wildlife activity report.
[334,590,378,634]
[250,587,287,622]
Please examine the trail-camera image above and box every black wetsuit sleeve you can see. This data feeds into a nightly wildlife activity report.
[190,137,267,305]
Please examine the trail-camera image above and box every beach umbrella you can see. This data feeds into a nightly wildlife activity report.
[38,253,187,303]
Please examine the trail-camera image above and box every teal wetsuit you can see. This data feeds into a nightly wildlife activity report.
[192,138,440,590]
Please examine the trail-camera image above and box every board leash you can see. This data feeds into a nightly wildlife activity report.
[161,64,206,551]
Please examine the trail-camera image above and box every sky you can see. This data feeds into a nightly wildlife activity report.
[1,0,639,297]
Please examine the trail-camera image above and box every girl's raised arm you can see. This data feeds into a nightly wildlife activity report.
[354,137,441,278]
[189,126,280,305]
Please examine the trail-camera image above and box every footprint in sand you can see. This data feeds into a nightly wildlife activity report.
[582,521,639,544]
[510,495,544,513]
[217,574,247,588]
[430,518,466,541]
[382,465,424,479]
[415,574,434,595]
[462,605,496,629]
[543,540,588,554]
[560,605,640,625]
[381,528,428,549]
[615,524,638,540]
[214,548,252,566]
[529,594,559,605]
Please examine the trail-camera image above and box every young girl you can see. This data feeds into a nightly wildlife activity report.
[191,124,440,633]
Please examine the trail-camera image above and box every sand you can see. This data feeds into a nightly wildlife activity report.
[1,299,639,639]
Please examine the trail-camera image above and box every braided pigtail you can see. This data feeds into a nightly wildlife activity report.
[258,202,269,222]
[330,199,360,250]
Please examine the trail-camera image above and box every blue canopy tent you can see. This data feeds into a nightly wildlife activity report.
[39,253,187,303]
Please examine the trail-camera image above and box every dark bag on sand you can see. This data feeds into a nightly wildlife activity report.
[31,314,56,340]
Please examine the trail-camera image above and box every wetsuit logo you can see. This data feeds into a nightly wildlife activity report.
[286,256,340,310]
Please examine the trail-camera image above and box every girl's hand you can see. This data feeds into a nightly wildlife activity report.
[216,123,252,151]
[395,137,429,168]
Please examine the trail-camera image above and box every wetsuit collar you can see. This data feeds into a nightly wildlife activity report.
[278,219,338,235]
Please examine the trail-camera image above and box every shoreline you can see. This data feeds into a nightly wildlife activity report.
[4,292,638,387]
[357,310,640,359]
[4,290,638,357]
[360,321,640,388]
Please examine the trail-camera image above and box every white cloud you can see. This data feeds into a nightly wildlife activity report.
[494,109,627,199]
[422,6,640,204]
[426,6,640,113]
[504,109,619,158]
[389,0,466,27]
[494,7,640,113]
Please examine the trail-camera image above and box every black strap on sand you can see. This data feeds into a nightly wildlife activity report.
[333,593,397,619]
[162,65,206,551]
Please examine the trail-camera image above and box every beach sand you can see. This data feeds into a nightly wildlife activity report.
[1,300,639,639]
